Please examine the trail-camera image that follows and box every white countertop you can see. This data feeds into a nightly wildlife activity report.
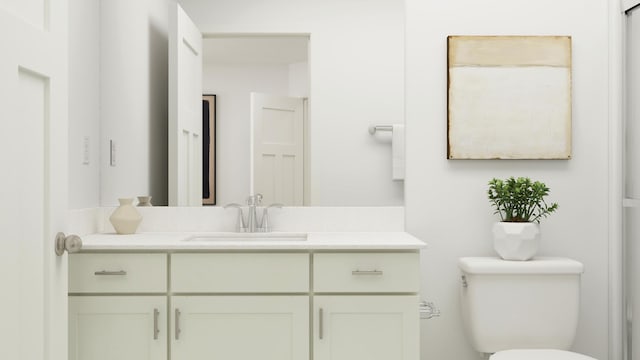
[79,232,427,251]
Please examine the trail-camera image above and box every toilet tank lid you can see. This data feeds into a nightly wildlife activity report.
[491,349,597,360]
[459,257,584,275]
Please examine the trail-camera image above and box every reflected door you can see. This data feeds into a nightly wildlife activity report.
[169,3,203,206]
[251,93,305,205]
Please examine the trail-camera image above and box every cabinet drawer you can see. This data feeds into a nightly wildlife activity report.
[314,253,420,293]
[171,253,309,293]
[69,254,167,293]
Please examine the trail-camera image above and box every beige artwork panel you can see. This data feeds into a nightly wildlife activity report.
[447,36,572,159]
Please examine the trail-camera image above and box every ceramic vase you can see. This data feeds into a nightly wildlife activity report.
[492,222,540,261]
[137,196,153,207]
[109,198,142,234]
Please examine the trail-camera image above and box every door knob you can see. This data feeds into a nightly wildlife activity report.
[54,232,82,256]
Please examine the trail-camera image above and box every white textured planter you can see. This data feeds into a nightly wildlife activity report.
[492,222,540,261]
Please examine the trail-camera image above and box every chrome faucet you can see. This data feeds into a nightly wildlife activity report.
[246,194,263,233]
[224,194,283,233]
[223,203,246,232]
[261,203,283,232]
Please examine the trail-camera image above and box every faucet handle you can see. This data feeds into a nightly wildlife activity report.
[261,203,283,232]
[246,193,264,206]
[224,203,246,232]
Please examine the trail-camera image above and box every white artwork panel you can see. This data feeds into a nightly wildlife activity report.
[447,36,572,159]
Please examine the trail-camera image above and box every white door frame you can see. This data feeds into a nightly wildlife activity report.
[613,2,640,360]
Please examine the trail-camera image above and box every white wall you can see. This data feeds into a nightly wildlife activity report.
[405,0,610,359]
[70,0,403,207]
[179,0,405,206]
[100,0,169,206]
[202,63,290,205]
[288,62,309,98]
[68,0,100,209]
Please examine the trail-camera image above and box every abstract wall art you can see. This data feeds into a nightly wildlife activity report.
[447,36,572,159]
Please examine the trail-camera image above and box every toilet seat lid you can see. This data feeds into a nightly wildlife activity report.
[490,349,597,360]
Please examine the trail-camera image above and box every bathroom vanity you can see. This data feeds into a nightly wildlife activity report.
[68,232,425,360]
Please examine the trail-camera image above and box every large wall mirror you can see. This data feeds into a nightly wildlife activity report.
[81,0,405,208]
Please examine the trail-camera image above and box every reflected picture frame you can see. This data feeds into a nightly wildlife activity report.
[203,94,216,205]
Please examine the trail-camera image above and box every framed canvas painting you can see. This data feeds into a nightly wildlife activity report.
[447,36,572,159]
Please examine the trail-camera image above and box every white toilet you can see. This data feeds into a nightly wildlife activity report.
[458,257,597,360]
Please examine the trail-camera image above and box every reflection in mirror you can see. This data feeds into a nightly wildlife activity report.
[201,36,309,207]
[202,94,216,205]
[176,0,406,207]
[72,0,406,208]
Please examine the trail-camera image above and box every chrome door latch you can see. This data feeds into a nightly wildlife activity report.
[55,232,82,256]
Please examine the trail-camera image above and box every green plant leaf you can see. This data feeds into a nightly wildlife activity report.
[487,176,558,224]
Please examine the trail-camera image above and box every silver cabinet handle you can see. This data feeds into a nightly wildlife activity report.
[175,308,181,340]
[153,308,160,340]
[352,269,383,276]
[94,270,127,276]
[319,308,324,340]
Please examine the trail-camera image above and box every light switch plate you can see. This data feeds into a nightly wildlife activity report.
[110,140,116,167]
[82,136,90,165]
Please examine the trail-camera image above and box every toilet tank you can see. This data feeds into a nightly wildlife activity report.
[458,257,584,354]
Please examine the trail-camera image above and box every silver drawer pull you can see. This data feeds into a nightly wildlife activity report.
[153,308,160,340]
[319,308,324,340]
[94,270,127,276]
[352,269,383,276]
[175,308,181,340]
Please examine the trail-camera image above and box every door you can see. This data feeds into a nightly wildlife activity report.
[251,93,305,205]
[625,3,640,360]
[172,296,309,360]
[0,2,68,360]
[169,3,202,206]
[69,297,167,360]
[314,296,419,360]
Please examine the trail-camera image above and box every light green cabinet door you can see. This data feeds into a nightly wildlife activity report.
[314,295,419,360]
[69,296,167,360]
[171,296,309,360]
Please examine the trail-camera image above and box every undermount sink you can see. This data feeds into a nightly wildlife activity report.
[184,232,308,242]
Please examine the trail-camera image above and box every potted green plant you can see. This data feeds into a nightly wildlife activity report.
[487,177,558,260]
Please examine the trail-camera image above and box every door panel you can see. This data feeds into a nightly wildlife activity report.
[251,93,304,205]
[628,5,640,360]
[314,296,419,360]
[0,1,68,359]
[69,297,167,360]
[627,6,640,199]
[172,296,309,360]
[169,3,202,206]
